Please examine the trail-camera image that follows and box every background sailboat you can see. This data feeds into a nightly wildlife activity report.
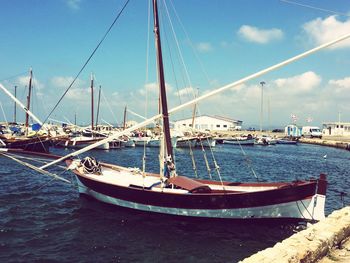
[0,69,51,152]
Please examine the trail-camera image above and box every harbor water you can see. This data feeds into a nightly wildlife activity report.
[1,143,349,262]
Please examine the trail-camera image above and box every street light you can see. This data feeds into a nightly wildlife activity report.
[259,81,265,133]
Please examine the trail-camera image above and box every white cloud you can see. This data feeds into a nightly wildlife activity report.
[139,82,173,96]
[66,87,90,101]
[49,76,89,101]
[174,86,197,97]
[274,71,321,94]
[196,42,213,53]
[329,77,350,94]
[238,25,283,44]
[230,83,246,92]
[66,0,82,10]
[17,76,44,90]
[302,15,350,49]
[50,76,85,89]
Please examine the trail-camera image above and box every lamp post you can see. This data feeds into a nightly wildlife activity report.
[259,81,265,133]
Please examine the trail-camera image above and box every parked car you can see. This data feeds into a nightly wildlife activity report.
[302,126,322,138]
[272,128,284,133]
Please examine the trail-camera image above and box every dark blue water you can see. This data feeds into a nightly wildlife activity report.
[1,143,349,262]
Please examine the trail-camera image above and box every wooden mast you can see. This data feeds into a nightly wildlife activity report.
[90,73,94,133]
[95,85,101,128]
[123,105,127,130]
[25,68,33,136]
[152,0,173,160]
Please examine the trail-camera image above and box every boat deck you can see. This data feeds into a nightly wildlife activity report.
[74,161,279,195]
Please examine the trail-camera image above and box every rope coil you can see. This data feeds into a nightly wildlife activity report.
[80,157,102,175]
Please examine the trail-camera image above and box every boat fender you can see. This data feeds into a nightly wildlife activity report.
[80,156,102,175]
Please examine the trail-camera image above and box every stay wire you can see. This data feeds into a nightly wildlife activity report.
[280,0,350,17]
[0,71,28,82]
[42,0,131,126]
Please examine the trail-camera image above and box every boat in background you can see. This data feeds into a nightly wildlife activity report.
[0,70,52,153]
[255,135,277,145]
[277,138,298,145]
[224,134,255,145]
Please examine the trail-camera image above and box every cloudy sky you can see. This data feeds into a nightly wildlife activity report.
[0,0,349,128]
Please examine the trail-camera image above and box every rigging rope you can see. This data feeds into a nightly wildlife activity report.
[187,138,198,178]
[142,0,152,186]
[0,152,71,183]
[0,102,9,126]
[198,137,212,179]
[100,90,119,125]
[0,71,28,82]
[160,3,183,108]
[41,0,131,127]
[280,0,350,17]
[238,141,259,180]
[163,0,221,180]
[7,154,68,170]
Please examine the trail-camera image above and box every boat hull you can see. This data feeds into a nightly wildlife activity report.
[72,167,326,221]
[224,139,255,145]
[3,136,51,153]
[277,139,298,145]
[55,137,110,150]
[77,182,325,220]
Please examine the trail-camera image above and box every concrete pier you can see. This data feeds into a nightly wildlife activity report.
[239,207,350,263]
[300,137,350,151]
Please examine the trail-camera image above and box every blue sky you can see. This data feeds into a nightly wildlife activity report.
[0,0,350,128]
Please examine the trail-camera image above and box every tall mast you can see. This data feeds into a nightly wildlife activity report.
[95,85,101,128]
[25,68,33,136]
[123,105,127,130]
[191,88,199,129]
[90,73,94,133]
[152,0,173,160]
[14,85,17,123]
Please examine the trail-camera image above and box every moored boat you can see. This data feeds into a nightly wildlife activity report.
[10,0,350,222]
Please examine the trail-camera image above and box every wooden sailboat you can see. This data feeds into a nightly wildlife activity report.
[0,69,51,153]
[55,74,121,150]
[6,1,350,221]
[59,0,329,221]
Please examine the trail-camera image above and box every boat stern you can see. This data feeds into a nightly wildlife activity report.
[309,174,327,221]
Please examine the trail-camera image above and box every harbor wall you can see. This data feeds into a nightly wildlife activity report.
[239,207,350,263]
[300,138,350,150]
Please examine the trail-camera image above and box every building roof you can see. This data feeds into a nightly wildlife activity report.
[322,122,350,125]
[175,114,242,123]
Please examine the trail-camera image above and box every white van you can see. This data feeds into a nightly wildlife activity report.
[302,126,322,138]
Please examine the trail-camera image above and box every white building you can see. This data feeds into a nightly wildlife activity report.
[174,115,242,131]
[322,122,350,136]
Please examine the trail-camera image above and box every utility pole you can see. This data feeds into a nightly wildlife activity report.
[14,86,17,123]
[259,81,265,133]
